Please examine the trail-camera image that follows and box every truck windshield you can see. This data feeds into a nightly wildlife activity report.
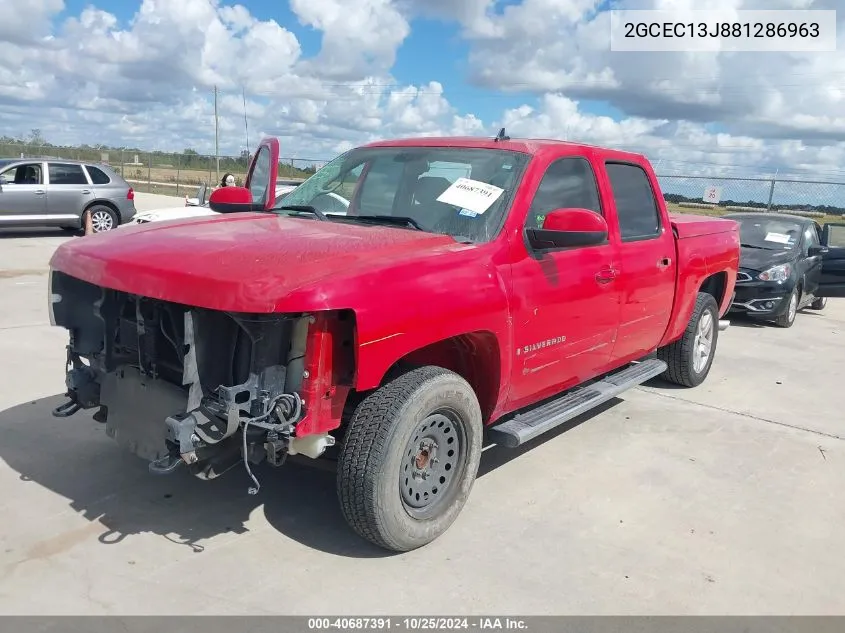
[734,216,803,251]
[271,146,531,243]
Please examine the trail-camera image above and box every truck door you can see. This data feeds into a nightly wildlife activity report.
[601,161,677,364]
[508,156,621,408]
[812,223,845,298]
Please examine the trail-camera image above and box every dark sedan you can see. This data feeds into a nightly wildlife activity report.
[726,212,832,328]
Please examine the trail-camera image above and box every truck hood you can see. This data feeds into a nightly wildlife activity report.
[50,212,465,312]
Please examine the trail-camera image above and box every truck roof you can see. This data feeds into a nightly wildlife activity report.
[361,136,648,163]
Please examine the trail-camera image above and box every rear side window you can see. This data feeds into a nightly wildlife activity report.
[605,162,661,240]
[525,157,602,230]
[49,163,88,185]
[86,165,111,184]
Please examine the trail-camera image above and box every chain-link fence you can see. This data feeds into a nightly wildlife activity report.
[0,142,327,197]
[656,174,845,222]
[4,142,845,219]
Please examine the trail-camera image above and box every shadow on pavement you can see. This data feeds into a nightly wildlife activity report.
[0,393,621,559]
[0,228,77,239]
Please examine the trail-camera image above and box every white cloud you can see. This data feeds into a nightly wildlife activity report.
[0,0,64,45]
[290,0,410,80]
[0,0,842,187]
[449,0,845,142]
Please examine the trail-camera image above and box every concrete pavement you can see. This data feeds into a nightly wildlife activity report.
[0,197,843,614]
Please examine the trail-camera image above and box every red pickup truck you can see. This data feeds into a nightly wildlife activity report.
[48,132,741,552]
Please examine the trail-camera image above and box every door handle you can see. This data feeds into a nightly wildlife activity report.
[595,267,617,284]
[34,189,45,195]
[81,189,92,194]
[657,257,671,269]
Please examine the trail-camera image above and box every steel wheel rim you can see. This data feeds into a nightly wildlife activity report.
[399,409,467,520]
[91,210,114,232]
[692,310,714,374]
[788,291,798,322]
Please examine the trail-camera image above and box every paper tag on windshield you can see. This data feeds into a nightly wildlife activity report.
[765,232,792,244]
[436,178,504,215]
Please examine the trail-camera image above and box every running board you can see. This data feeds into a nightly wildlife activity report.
[488,358,668,448]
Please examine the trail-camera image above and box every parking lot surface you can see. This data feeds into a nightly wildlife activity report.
[1,194,843,615]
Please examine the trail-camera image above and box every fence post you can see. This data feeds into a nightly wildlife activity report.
[147,154,152,191]
[766,179,776,211]
[176,154,181,197]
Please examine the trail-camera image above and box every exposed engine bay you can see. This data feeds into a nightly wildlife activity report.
[48,270,339,493]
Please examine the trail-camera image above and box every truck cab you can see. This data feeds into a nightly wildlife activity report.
[48,133,742,552]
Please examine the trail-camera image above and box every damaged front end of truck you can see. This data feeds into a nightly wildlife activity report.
[48,269,353,492]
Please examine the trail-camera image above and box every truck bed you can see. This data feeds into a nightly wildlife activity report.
[669,213,738,239]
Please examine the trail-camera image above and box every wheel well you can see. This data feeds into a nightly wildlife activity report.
[374,332,501,423]
[699,271,728,307]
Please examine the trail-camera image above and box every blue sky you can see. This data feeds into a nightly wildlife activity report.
[39,0,704,146]
[2,0,843,185]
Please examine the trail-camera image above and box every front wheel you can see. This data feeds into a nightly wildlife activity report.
[775,286,800,328]
[657,292,720,388]
[336,366,483,552]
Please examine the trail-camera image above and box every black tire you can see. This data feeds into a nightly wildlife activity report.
[775,285,800,328]
[336,365,483,552]
[657,292,720,388]
[809,295,827,310]
[85,204,119,233]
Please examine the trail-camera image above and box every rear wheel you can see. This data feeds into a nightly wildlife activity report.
[775,286,800,328]
[336,365,483,552]
[657,292,719,388]
[86,204,119,233]
[809,295,827,310]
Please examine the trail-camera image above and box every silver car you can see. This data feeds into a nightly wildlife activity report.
[0,158,137,232]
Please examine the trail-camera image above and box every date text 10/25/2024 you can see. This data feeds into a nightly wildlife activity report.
[308,618,528,630]
[609,9,837,52]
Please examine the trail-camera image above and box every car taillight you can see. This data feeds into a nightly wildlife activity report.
[127,187,134,200]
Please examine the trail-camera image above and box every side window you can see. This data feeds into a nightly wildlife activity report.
[248,146,271,204]
[357,157,406,215]
[826,225,845,248]
[1,163,43,185]
[334,163,364,202]
[85,165,111,185]
[525,157,602,230]
[605,162,661,240]
[49,163,88,185]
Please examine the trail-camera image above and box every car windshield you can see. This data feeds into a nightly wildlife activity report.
[734,216,803,251]
[270,146,531,243]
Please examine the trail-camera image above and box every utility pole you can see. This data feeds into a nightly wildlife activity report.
[242,87,250,154]
[213,85,220,183]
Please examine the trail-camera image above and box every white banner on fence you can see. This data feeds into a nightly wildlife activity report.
[702,186,722,204]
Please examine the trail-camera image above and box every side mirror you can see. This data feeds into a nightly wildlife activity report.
[207,186,265,214]
[808,245,828,257]
[526,208,608,250]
